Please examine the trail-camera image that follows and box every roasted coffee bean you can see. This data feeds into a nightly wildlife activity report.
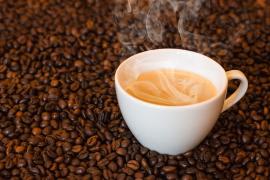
[41,112,50,121]
[116,173,126,180]
[135,171,144,178]
[87,167,101,176]
[58,99,67,109]
[127,160,140,170]
[216,162,225,170]
[50,79,59,87]
[116,148,127,156]
[181,174,193,180]
[108,161,118,172]
[122,167,134,176]
[166,173,178,180]
[70,82,80,91]
[140,147,149,155]
[179,160,189,168]
[121,139,130,148]
[106,152,117,161]
[71,145,82,153]
[17,159,26,168]
[97,158,109,168]
[103,169,113,180]
[78,150,89,160]
[162,166,177,173]
[32,127,42,135]
[145,175,156,180]
[75,167,86,175]
[104,131,112,141]
[86,135,98,147]
[15,146,26,153]
[242,134,251,144]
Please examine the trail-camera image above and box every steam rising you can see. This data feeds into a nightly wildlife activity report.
[146,1,165,43]
[113,0,209,54]
[127,0,132,13]
[113,0,253,57]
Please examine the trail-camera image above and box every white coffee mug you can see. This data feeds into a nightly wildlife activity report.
[115,49,248,155]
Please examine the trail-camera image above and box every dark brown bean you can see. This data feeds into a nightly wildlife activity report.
[15,146,26,153]
[41,112,50,121]
[145,175,156,180]
[86,19,94,30]
[97,158,109,168]
[50,79,59,87]
[162,166,177,173]
[86,135,98,147]
[134,172,144,178]
[87,167,101,176]
[218,155,230,164]
[108,161,118,172]
[121,139,130,148]
[122,167,134,176]
[166,173,178,180]
[106,152,117,161]
[103,169,113,180]
[116,173,126,180]
[32,127,42,135]
[75,167,85,175]
[71,145,82,153]
[181,174,193,180]
[127,160,140,170]
[116,148,127,156]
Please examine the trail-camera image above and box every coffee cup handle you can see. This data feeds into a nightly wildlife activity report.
[222,70,248,112]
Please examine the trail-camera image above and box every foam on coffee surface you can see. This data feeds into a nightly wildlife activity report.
[125,69,216,106]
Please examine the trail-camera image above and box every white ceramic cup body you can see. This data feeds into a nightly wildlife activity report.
[115,49,247,155]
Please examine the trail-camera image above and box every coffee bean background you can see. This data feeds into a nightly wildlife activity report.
[0,0,269,179]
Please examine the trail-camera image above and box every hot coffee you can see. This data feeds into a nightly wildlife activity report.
[124,69,217,106]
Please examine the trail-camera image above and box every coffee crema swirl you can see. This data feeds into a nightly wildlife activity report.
[124,69,217,106]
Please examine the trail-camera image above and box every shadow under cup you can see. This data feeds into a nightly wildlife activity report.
[115,49,228,155]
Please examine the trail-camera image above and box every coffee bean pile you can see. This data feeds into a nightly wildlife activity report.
[0,0,269,179]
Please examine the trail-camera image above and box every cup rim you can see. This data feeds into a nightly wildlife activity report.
[115,48,228,109]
